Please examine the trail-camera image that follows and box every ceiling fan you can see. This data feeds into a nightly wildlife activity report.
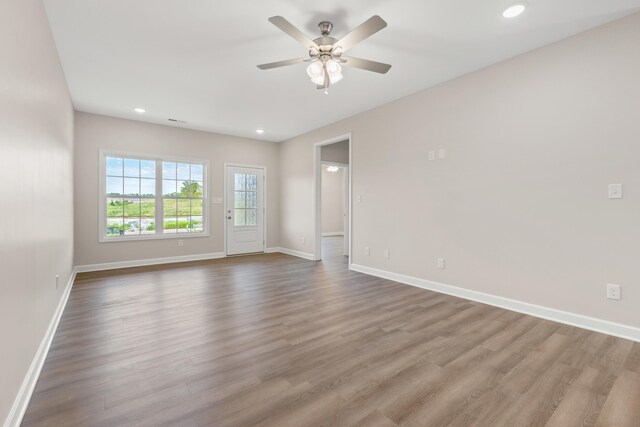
[257,15,391,90]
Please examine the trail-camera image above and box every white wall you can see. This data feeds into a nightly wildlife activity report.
[322,167,345,234]
[0,0,74,422]
[74,112,280,266]
[278,13,640,330]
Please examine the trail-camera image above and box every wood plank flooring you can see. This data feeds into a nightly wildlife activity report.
[22,237,640,426]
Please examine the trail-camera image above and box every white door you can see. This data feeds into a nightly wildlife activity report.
[225,165,265,255]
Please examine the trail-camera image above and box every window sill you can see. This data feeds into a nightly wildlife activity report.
[99,232,210,243]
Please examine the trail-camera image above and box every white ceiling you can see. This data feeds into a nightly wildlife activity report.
[43,0,640,142]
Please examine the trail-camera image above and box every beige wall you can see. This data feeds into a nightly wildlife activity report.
[74,112,279,266]
[279,13,640,328]
[321,140,349,164]
[0,0,74,422]
[322,167,345,234]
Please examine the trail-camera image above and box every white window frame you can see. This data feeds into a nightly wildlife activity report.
[98,149,210,242]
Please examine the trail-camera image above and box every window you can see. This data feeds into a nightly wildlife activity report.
[100,150,208,241]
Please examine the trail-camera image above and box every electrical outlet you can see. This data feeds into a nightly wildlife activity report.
[55,274,59,289]
[384,249,390,259]
[606,284,621,300]
[364,247,370,256]
[178,239,184,247]
[437,258,445,269]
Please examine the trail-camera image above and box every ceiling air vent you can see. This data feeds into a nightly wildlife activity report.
[168,118,187,124]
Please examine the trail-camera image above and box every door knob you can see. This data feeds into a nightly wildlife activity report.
[227,216,232,220]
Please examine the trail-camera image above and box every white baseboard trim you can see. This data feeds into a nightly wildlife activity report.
[322,232,344,237]
[350,264,640,343]
[264,247,280,254]
[3,267,77,427]
[75,252,226,273]
[272,247,316,261]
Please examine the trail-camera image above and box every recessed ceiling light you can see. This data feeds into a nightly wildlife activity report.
[133,107,146,113]
[502,3,527,18]
[256,129,265,134]
[324,90,329,95]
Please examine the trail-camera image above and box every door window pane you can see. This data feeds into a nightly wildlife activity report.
[246,209,257,226]
[234,191,245,208]
[234,173,245,190]
[246,191,257,208]
[246,174,257,191]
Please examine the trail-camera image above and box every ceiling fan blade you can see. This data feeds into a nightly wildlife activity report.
[268,16,319,50]
[333,15,387,52]
[257,58,308,70]
[341,56,392,74]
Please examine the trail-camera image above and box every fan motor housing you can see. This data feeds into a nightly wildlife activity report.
[317,21,333,36]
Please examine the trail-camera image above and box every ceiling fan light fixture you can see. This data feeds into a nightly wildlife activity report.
[306,61,324,79]
[310,73,326,86]
[326,59,343,85]
[258,15,391,90]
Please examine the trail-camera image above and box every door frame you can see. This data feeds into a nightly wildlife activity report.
[223,163,267,256]
[313,133,352,265]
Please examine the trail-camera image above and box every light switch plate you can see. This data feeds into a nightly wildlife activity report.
[428,151,436,161]
[608,184,623,199]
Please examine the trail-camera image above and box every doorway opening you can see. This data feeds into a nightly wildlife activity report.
[313,134,351,265]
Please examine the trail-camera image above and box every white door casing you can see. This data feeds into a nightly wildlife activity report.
[225,165,265,255]
[343,166,349,256]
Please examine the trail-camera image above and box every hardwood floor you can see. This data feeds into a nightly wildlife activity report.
[23,237,640,426]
